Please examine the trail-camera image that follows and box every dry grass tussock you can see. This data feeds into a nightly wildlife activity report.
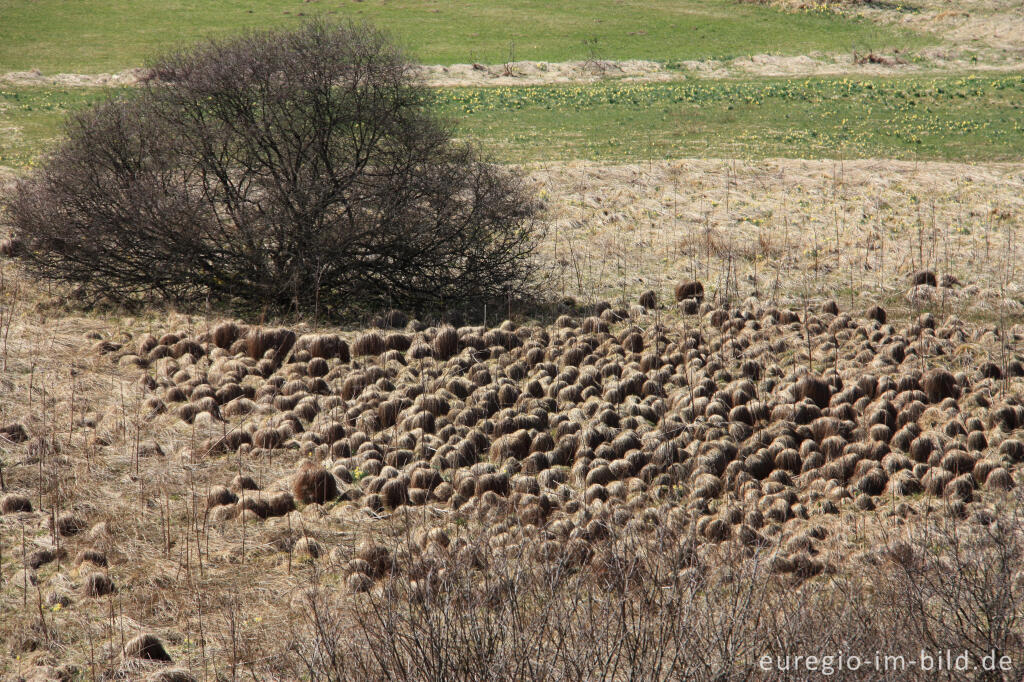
[0,244,1024,678]
[529,158,1024,321]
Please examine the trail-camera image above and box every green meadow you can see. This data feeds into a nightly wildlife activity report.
[0,0,928,74]
[4,74,1022,169]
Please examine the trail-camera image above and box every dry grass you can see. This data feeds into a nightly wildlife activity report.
[2,156,1024,679]
[528,158,1024,321]
[760,0,1024,57]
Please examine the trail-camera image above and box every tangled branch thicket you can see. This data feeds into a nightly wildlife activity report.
[287,495,1024,681]
[5,21,541,317]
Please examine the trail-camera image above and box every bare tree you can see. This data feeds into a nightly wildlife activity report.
[6,20,541,317]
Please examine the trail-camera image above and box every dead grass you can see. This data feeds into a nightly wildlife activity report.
[787,0,1024,56]
[0,281,1021,677]
[2,155,1024,678]
[528,158,1024,321]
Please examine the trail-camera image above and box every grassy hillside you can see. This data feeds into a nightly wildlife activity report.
[0,0,930,74]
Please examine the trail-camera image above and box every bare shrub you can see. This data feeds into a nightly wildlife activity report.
[286,494,1024,681]
[6,20,540,316]
[881,494,1024,677]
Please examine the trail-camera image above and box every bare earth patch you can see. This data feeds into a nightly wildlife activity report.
[423,52,1024,85]
[0,67,149,87]
[6,48,1024,90]
[752,0,1024,52]
[852,0,1024,53]
[421,59,676,86]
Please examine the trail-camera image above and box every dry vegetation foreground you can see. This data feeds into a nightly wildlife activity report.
[2,158,1024,680]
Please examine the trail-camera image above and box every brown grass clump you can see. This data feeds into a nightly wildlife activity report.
[1000,439,1024,462]
[294,536,324,559]
[352,331,386,356]
[210,321,244,349]
[407,341,433,359]
[209,505,238,524]
[231,475,259,491]
[888,470,922,496]
[794,375,831,409]
[356,541,392,578]
[376,309,410,329]
[347,572,374,593]
[585,483,609,504]
[623,332,643,353]
[856,467,888,496]
[75,549,108,568]
[26,547,60,569]
[268,491,296,517]
[246,327,297,362]
[378,399,402,428]
[922,468,955,496]
[307,357,329,377]
[979,362,1003,380]
[123,633,173,662]
[296,333,350,361]
[490,431,531,462]
[53,512,87,537]
[252,427,284,449]
[433,326,459,360]
[410,468,442,491]
[581,316,609,334]
[703,518,731,542]
[921,368,958,403]
[475,473,509,496]
[941,450,975,476]
[985,467,1013,490]
[136,333,159,356]
[0,422,29,442]
[993,407,1021,433]
[292,461,339,504]
[0,236,20,256]
[866,305,887,324]
[384,332,412,352]
[207,485,238,508]
[237,495,270,519]
[381,478,409,508]
[945,472,975,499]
[912,270,937,287]
[0,493,32,513]
[82,571,116,597]
[674,280,704,301]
